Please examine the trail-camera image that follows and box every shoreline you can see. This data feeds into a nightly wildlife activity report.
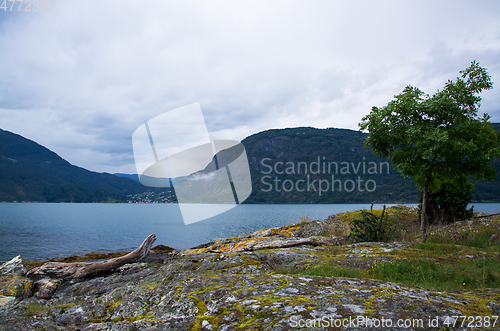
[1,208,499,330]
[9,205,500,265]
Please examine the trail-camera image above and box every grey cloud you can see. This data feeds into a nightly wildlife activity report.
[1,0,499,173]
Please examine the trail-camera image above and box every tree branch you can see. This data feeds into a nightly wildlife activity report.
[27,234,156,279]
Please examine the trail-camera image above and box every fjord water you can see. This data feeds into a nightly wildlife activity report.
[1,203,499,262]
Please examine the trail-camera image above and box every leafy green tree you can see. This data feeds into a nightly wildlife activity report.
[359,62,500,242]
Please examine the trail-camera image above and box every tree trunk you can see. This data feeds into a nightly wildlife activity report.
[421,185,428,243]
[27,234,156,280]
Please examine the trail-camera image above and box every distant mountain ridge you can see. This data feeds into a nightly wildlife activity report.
[1,123,499,203]
[114,173,140,183]
[0,129,146,202]
[240,124,500,203]
[241,127,418,203]
[114,173,187,186]
[120,124,500,204]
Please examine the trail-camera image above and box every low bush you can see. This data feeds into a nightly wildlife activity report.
[349,205,392,242]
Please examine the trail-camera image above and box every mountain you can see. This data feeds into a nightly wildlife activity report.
[0,129,146,202]
[114,173,187,186]
[114,173,140,183]
[471,122,500,202]
[241,127,419,203]
[2,123,499,204]
[239,124,500,203]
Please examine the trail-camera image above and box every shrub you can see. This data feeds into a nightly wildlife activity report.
[349,205,392,242]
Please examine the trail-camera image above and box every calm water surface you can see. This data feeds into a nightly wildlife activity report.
[1,203,499,262]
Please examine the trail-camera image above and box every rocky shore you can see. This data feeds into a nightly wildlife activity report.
[1,211,499,330]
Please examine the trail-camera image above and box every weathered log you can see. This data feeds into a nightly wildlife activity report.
[27,233,156,279]
[245,236,348,251]
[194,236,349,255]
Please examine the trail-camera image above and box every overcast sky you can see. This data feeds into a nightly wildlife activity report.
[1,0,499,174]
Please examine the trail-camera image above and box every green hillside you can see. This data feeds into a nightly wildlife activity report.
[1,123,498,204]
[0,129,146,202]
[240,124,500,203]
[471,122,500,202]
[241,127,419,203]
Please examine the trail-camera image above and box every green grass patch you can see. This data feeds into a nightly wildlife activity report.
[428,230,500,252]
[23,303,47,316]
[290,241,500,291]
[294,257,500,292]
[426,216,500,252]
[413,242,464,254]
[325,205,421,243]
[371,258,500,291]
[287,210,500,291]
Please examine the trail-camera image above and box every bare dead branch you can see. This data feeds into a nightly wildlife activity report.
[27,234,156,279]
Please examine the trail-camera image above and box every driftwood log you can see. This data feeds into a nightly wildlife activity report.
[243,236,349,252]
[27,233,156,279]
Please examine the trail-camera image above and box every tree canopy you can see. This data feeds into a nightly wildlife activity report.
[359,61,500,242]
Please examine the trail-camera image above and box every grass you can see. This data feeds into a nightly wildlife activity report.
[413,242,464,254]
[294,251,500,292]
[371,258,500,291]
[299,264,367,279]
[428,227,500,252]
[289,215,312,225]
[291,211,500,292]
[23,303,47,316]
[318,220,350,237]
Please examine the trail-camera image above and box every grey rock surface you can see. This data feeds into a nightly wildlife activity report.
[0,248,498,330]
[0,255,28,277]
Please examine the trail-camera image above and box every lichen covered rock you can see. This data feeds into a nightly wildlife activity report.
[0,255,28,277]
[182,220,346,256]
[0,249,498,330]
[0,275,33,299]
[0,295,15,307]
[33,278,63,299]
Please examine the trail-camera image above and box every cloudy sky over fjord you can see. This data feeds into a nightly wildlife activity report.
[1,0,499,174]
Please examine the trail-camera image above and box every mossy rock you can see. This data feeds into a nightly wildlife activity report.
[0,275,33,299]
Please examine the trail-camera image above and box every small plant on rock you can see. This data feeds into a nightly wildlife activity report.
[349,205,391,242]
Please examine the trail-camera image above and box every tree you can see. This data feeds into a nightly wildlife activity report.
[420,174,474,226]
[359,62,500,242]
